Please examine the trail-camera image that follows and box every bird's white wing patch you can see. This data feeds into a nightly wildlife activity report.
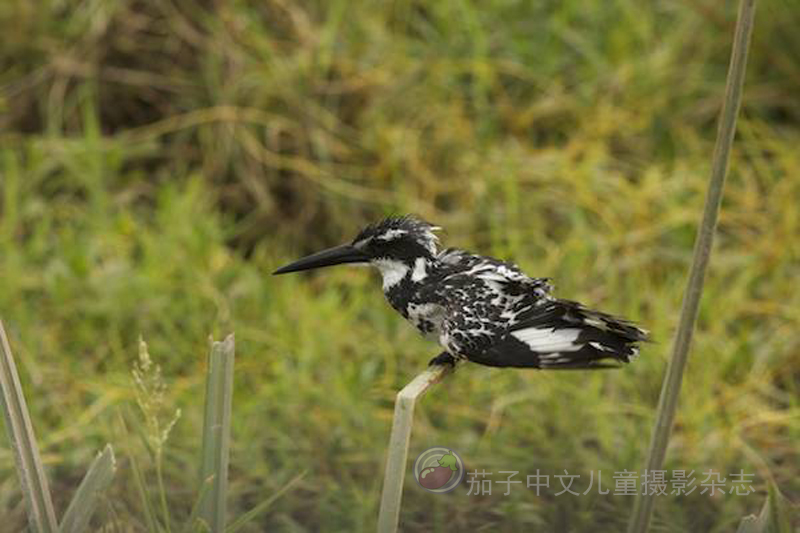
[510,327,582,352]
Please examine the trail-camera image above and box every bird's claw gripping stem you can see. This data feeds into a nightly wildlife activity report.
[428,352,457,367]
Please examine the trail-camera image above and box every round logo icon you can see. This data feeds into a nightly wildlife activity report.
[413,447,465,493]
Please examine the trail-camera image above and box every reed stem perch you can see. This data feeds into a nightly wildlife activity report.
[377,363,456,533]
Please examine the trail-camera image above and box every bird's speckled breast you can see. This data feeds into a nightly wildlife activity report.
[384,271,447,340]
[405,301,445,339]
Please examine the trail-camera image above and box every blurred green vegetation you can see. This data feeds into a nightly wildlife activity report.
[1,0,798,531]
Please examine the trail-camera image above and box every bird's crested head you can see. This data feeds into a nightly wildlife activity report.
[351,215,440,262]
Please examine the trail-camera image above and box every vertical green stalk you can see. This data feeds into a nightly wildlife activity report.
[377,364,455,533]
[627,1,757,531]
[198,334,235,532]
[0,319,59,533]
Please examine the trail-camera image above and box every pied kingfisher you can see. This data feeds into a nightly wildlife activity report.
[274,216,648,369]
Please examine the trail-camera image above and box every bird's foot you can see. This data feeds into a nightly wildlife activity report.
[428,352,457,367]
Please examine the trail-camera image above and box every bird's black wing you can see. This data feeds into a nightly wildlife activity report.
[433,250,553,358]
[437,248,552,295]
[434,249,647,369]
[467,299,649,369]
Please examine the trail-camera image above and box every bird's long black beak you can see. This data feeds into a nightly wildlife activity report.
[273,244,368,275]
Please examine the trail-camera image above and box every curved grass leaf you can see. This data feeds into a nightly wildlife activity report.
[59,444,116,533]
[0,320,58,533]
[736,483,793,533]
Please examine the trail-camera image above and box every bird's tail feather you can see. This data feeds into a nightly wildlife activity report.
[472,299,648,369]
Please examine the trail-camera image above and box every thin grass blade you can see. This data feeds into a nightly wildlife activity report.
[0,319,59,533]
[224,471,306,533]
[59,444,116,533]
[184,475,214,533]
[198,334,235,532]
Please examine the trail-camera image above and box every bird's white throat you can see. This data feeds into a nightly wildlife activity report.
[373,257,431,290]
[373,259,410,290]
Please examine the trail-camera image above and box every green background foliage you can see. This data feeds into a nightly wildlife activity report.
[1,0,798,531]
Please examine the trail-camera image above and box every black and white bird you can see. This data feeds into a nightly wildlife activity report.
[274,215,647,369]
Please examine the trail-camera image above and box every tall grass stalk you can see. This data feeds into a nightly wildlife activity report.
[132,338,182,532]
[377,363,456,533]
[198,334,235,532]
[0,319,59,532]
[627,0,757,531]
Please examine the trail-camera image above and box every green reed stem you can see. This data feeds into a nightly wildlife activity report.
[627,1,757,531]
